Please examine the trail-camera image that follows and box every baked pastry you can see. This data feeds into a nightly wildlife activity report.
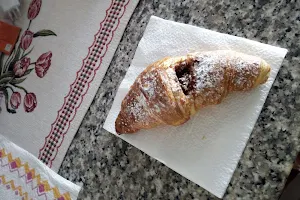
[115,50,271,134]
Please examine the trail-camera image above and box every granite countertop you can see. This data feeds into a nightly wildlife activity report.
[59,0,300,199]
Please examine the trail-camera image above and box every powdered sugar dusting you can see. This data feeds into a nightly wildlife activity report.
[230,54,260,90]
[139,70,158,99]
[194,53,226,92]
[179,74,192,92]
[165,67,182,93]
[125,91,148,124]
[192,51,261,93]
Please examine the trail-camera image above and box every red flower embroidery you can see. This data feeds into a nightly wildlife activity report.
[13,57,31,77]
[24,93,37,112]
[28,0,42,20]
[20,30,34,50]
[0,0,56,114]
[35,51,52,78]
[10,92,21,109]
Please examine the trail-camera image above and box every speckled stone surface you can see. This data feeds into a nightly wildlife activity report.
[58,0,300,199]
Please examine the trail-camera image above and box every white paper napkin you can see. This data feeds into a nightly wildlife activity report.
[103,16,288,198]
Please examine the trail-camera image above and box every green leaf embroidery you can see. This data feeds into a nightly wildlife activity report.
[0,72,14,87]
[33,29,57,37]
[10,77,27,85]
[0,71,14,80]
[23,68,34,76]
[3,88,16,114]
[0,53,4,75]
[21,47,34,59]
[0,76,13,85]
[8,46,21,72]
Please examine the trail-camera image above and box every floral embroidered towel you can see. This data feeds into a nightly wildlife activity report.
[0,0,139,171]
[0,134,81,200]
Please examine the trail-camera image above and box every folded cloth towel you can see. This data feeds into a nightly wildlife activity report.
[0,134,81,200]
[0,0,139,171]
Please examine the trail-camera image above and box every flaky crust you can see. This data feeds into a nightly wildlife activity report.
[115,50,271,134]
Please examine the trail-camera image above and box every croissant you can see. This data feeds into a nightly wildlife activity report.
[115,50,271,134]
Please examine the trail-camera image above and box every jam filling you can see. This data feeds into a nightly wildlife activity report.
[175,60,195,95]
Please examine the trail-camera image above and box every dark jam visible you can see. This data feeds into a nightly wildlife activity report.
[175,59,195,95]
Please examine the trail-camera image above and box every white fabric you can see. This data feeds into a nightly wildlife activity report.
[0,0,139,171]
[0,134,81,200]
[104,16,288,198]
